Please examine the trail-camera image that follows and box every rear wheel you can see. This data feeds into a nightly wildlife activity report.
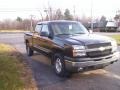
[26,43,33,56]
[53,53,71,77]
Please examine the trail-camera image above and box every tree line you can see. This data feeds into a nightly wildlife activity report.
[0,19,35,30]
[0,9,74,30]
[0,8,119,30]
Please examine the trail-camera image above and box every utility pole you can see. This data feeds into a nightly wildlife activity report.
[44,1,52,21]
[73,5,76,20]
[91,0,94,30]
[44,9,49,20]
[48,1,52,21]
[30,15,34,31]
[49,7,52,20]
[38,10,43,21]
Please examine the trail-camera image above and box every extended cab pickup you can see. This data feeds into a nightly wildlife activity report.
[24,20,119,77]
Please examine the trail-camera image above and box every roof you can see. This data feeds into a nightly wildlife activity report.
[37,20,78,25]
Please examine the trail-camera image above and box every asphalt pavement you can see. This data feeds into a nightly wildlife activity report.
[0,33,120,90]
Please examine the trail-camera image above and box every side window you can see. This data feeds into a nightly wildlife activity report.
[35,24,42,33]
[41,24,49,34]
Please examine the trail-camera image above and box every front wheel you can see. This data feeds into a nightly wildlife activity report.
[53,53,71,77]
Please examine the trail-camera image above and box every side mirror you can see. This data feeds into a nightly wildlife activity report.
[88,30,93,34]
[40,32,49,37]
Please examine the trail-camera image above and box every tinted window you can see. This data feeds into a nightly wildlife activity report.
[35,24,42,33]
[41,24,49,34]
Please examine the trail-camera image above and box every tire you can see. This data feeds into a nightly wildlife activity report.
[53,53,71,77]
[26,43,33,56]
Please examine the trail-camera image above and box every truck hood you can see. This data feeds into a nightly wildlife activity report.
[57,34,113,45]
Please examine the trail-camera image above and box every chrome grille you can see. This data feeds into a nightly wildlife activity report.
[86,43,112,57]
[87,49,112,57]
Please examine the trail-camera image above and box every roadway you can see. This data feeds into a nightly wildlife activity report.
[0,33,120,90]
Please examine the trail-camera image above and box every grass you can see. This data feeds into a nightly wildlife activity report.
[108,35,120,45]
[0,44,37,90]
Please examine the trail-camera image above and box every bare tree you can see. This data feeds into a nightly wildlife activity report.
[54,9,63,20]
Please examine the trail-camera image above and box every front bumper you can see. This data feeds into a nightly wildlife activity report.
[65,51,120,72]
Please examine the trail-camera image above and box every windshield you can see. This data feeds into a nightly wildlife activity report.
[51,22,89,35]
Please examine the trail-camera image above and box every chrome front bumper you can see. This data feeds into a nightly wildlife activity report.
[65,51,120,72]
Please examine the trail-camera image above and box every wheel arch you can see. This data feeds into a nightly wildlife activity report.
[51,48,64,65]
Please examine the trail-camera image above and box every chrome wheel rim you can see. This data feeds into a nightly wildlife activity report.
[55,58,62,73]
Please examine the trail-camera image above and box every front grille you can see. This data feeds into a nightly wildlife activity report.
[87,49,112,57]
[87,43,111,49]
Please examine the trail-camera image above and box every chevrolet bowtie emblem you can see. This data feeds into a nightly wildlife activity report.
[99,47,105,51]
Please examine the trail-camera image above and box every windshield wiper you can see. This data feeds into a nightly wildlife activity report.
[56,33,85,36]
[57,34,72,35]
[74,33,85,34]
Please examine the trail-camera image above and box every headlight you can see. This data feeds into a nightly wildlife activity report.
[72,45,86,57]
[111,40,117,52]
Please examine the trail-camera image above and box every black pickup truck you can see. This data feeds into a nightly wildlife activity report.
[24,20,119,77]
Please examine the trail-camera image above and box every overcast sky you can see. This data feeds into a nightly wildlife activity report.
[0,0,119,20]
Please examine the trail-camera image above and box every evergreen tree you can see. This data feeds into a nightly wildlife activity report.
[64,9,73,20]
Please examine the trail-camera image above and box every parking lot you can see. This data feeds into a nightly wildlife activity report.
[0,33,120,90]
